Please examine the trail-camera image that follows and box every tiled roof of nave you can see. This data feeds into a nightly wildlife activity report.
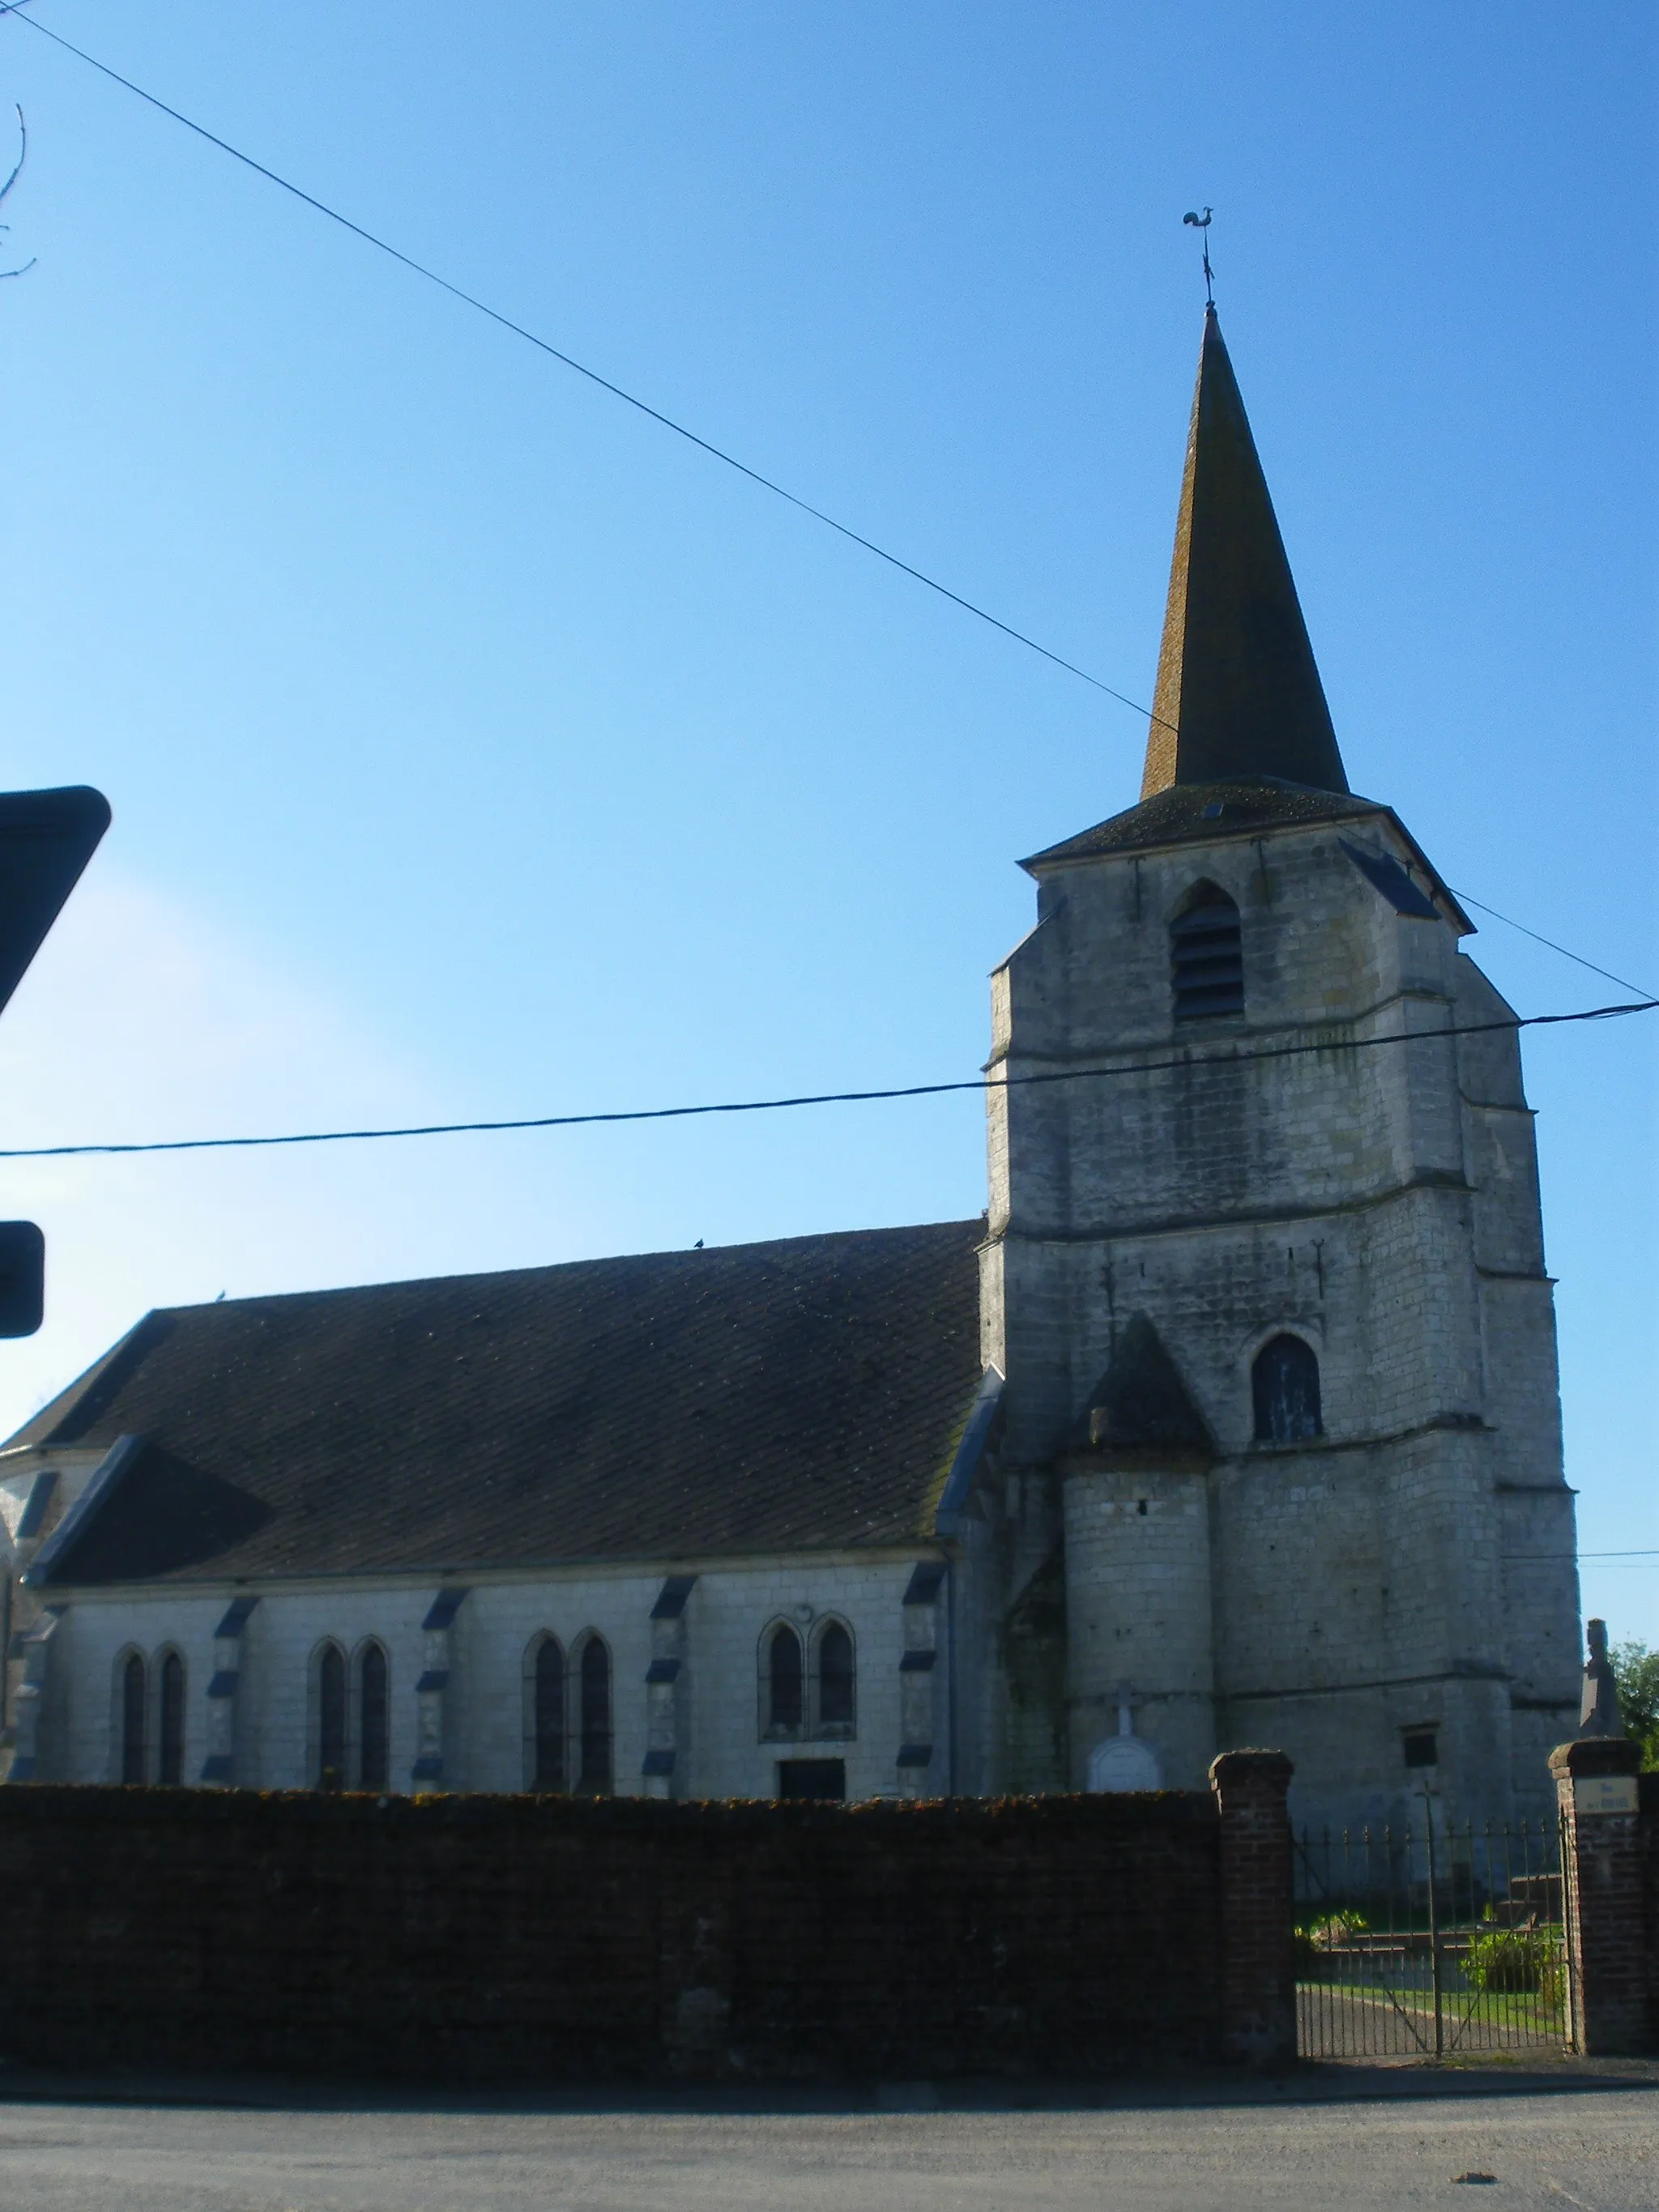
[9,1221,986,1585]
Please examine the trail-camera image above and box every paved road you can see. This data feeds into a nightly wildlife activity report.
[0,2069,1653,2211]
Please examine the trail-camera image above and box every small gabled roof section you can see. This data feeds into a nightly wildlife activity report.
[1339,837,1439,918]
[1072,1315,1215,1471]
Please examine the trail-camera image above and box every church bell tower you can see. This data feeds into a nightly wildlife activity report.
[978,309,1580,1825]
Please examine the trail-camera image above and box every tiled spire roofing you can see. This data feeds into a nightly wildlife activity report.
[1140,307,1349,799]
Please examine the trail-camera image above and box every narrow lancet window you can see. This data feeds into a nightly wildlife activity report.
[1252,1333,1323,1443]
[533,1636,565,1791]
[1171,883,1243,1020]
[578,1637,612,1794]
[816,1622,855,1734]
[358,1643,389,1792]
[157,1651,186,1786]
[318,1643,347,1790]
[767,1623,804,1735]
[121,1652,147,1784]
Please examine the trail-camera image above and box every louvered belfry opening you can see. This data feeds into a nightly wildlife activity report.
[1171,883,1243,1020]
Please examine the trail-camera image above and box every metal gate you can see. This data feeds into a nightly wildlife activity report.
[1294,1814,1568,2058]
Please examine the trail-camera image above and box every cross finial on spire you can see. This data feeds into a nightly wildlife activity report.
[1183,207,1213,306]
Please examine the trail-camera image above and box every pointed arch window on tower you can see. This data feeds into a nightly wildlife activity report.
[1252,1334,1323,1443]
[1171,884,1243,1021]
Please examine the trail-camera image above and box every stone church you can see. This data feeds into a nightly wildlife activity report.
[0,309,1580,1824]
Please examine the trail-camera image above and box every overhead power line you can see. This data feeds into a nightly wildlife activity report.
[1446,890,1653,1002]
[4,4,1162,728]
[0,999,1648,1166]
[6,13,1650,1009]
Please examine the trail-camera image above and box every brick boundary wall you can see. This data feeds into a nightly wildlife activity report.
[1644,1771,1659,2054]
[0,1758,1296,2082]
[1550,1739,1653,2056]
[1211,1750,1296,2063]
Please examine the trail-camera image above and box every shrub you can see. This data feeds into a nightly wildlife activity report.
[1294,1908,1368,1970]
[1464,1927,1557,1994]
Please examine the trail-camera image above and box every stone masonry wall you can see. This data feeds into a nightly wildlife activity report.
[30,1554,934,1802]
[979,811,1578,1827]
[0,1784,1239,2082]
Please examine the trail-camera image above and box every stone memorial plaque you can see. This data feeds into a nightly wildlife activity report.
[1572,1775,1638,1815]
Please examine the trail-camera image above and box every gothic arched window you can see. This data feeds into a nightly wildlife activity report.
[766,1622,804,1736]
[318,1642,348,1790]
[815,1621,855,1736]
[358,1642,390,1792]
[1252,1333,1323,1443]
[120,1652,147,1784]
[532,1635,565,1791]
[578,1636,612,1794]
[1171,882,1243,1021]
[157,1650,186,1786]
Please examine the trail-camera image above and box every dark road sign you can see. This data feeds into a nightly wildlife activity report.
[0,785,111,1337]
[0,1221,45,1336]
[0,785,111,1018]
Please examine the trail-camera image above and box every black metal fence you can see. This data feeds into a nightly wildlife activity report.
[1294,1814,1567,2059]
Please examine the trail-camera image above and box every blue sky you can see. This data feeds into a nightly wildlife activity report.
[2,4,1654,1636]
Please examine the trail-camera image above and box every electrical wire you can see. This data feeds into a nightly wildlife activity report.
[0,998,1648,1164]
[2,3,1162,729]
[6,12,1650,1012]
[1447,889,1653,1001]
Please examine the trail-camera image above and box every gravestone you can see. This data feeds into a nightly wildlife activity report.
[1086,1681,1164,1792]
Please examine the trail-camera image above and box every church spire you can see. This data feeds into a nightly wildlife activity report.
[1140,308,1349,799]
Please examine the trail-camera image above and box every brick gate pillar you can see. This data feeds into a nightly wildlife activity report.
[1550,1737,1648,2056]
[1209,1750,1295,2065]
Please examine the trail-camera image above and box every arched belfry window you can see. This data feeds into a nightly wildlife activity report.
[1252,1333,1323,1443]
[318,1642,348,1791]
[1171,882,1243,1021]
[120,1652,147,1784]
[157,1650,186,1786]
[577,1636,612,1795]
[358,1642,390,1792]
[532,1635,565,1791]
[765,1622,804,1737]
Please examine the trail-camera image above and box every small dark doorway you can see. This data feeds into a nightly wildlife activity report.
[777,1758,846,1801]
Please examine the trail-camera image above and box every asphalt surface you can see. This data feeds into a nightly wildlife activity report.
[0,2065,1654,2210]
